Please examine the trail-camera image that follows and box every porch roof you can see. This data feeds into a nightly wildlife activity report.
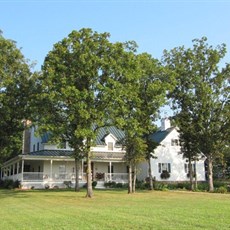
[27,150,126,162]
[29,150,73,157]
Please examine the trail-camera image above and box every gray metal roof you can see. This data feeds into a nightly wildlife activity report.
[149,127,174,143]
[95,126,125,146]
[41,126,125,146]
[29,150,73,157]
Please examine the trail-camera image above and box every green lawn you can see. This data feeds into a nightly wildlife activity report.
[0,189,230,230]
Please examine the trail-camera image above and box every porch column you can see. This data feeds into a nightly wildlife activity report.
[109,161,112,181]
[17,162,19,174]
[50,160,53,181]
[12,164,15,180]
[21,159,24,183]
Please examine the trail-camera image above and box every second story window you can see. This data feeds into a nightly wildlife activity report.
[171,139,179,146]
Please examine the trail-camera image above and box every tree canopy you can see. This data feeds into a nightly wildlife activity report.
[38,28,145,197]
[0,32,35,163]
[163,37,230,191]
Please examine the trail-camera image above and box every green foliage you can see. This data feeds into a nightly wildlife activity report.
[92,181,97,188]
[63,181,72,188]
[0,179,21,189]
[0,33,36,161]
[163,37,230,191]
[214,186,228,194]
[38,28,143,197]
[104,181,127,189]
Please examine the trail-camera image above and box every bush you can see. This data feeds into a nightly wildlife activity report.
[197,183,209,191]
[44,184,50,189]
[63,181,72,188]
[115,183,123,188]
[92,181,97,188]
[13,180,21,189]
[215,186,228,194]
[83,181,98,188]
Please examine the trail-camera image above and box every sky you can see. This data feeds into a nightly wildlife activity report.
[1,0,230,118]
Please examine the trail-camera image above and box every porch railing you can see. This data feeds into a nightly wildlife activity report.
[5,172,128,183]
[104,173,128,182]
[23,172,87,181]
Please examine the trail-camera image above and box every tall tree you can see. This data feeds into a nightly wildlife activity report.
[38,28,139,197]
[0,32,34,164]
[163,37,230,191]
[113,53,171,193]
[137,53,173,190]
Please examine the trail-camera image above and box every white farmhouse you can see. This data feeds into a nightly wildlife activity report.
[1,119,206,189]
[138,118,206,182]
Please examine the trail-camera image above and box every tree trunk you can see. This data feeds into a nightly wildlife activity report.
[132,164,137,193]
[188,157,194,191]
[148,155,153,190]
[194,161,197,190]
[128,163,133,194]
[86,152,93,198]
[207,155,214,192]
[75,158,80,192]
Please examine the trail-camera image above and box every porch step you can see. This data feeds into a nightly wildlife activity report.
[95,181,105,189]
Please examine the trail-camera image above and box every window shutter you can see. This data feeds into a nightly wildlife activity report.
[184,164,188,173]
[158,163,161,173]
[168,163,171,173]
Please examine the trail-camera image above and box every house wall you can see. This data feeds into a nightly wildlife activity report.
[138,128,206,182]
[94,162,127,174]
[30,126,44,152]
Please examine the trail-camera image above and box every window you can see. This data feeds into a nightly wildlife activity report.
[59,142,67,149]
[171,139,179,146]
[108,165,114,173]
[37,142,40,151]
[33,144,35,152]
[59,165,66,174]
[158,163,171,173]
[108,142,114,151]
[184,163,196,174]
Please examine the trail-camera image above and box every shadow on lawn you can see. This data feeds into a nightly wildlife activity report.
[0,188,86,199]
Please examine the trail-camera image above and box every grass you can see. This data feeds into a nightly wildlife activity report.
[0,189,230,230]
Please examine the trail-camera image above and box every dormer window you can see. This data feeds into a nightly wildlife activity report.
[108,142,114,150]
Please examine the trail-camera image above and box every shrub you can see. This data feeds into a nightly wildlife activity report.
[63,181,72,188]
[92,181,97,188]
[13,180,21,189]
[2,179,14,189]
[115,183,123,188]
[197,183,209,191]
[215,186,228,194]
[44,184,50,189]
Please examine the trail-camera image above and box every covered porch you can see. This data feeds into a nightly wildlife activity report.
[1,154,128,189]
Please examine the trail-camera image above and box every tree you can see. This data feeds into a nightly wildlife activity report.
[113,53,171,193]
[163,37,230,191]
[0,32,34,164]
[137,53,173,190]
[38,28,140,197]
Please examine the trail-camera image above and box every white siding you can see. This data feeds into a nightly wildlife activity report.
[138,128,206,182]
